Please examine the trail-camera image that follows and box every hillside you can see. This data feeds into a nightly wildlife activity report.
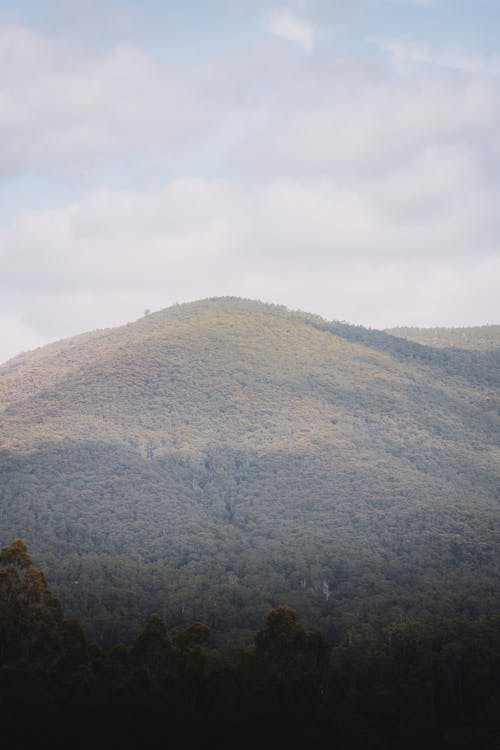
[386,325,500,351]
[0,297,499,646]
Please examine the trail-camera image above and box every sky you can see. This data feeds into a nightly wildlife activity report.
[1,0,499,362]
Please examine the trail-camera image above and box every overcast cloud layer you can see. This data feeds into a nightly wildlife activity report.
[1,0,499,362]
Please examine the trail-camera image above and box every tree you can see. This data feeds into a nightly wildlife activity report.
[255,605,307,656]
[0,538,80,664]
[0,538,32,569]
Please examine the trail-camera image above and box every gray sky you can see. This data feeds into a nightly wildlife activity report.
[1,0,499,362]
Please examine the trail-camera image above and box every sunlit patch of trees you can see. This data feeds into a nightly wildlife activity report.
[0,298,498,648]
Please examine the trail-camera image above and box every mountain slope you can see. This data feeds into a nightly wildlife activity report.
[386,324,500,351]
[1,297,499,645]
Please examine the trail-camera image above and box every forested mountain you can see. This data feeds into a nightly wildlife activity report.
[386,325,500,351]
[0,297,499,646]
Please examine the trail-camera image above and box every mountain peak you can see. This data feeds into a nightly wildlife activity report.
[0,296,498,645]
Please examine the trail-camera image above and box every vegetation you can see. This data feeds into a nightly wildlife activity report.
[1,540,499,748]
[386,324,500,351]
[0,298,498,648]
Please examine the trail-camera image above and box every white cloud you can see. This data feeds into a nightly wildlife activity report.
[0,9,499,362]
[0,162,498,362]
[0,25,216,174]
[0,314,49,363]
[374,38,500,76]
[240,71,500,177]
[265,8,315,53]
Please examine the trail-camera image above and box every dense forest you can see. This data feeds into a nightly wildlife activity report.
[1,538,500,748]
[0,298,498,649]
[386,325,500,351]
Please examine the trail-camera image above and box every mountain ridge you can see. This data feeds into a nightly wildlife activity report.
[0,296,498,645]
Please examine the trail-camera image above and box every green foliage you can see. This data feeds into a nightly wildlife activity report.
[1,543,500,748]
[0,538,32,569]
[0,298,498,648]
[256,604,307,655]
[387,324,500,351]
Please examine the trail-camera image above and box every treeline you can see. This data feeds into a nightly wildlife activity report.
[1,539,500,749]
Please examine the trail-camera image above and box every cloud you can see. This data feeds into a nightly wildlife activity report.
[374,38,500,76]
[0,25,218,175]
[0,314,49,363]
[0,6,499,362]
[265,8,315,52]
[239,68,500,177]
[0,160,498,362]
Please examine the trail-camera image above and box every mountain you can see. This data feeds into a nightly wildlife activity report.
[1,297,499,646]
[386,325,500,351]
